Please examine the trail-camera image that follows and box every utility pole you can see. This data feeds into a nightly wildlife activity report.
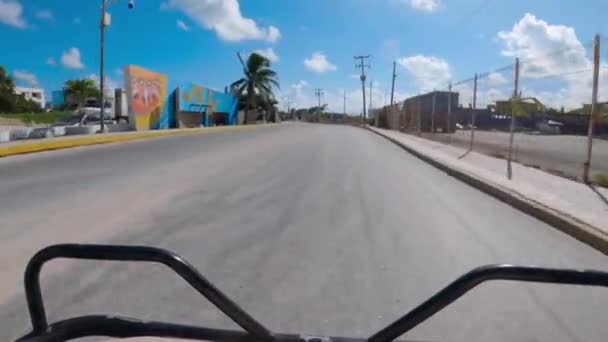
[98,0,134,133]
[507,58,520,180]
[343,90,346,117]
[99,0,107,133]
[448,82,452,144]
[469,73,478,151]
[315,88,323,122]
[583,34,600,183]
[390,60,397,129]
[354,55,371,126]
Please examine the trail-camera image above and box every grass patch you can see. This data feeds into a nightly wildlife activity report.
[0,111,70,124]
[595,173,608,188]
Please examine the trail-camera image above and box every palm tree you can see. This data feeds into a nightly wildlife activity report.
[231,52,279,124]
[63,79,100,113]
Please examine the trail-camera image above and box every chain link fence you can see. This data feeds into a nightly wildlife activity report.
[375,34,608,186]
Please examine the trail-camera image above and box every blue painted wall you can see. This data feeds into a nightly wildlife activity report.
[178,84,238,125]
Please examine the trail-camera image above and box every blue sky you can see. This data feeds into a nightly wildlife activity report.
[2,0,608,112]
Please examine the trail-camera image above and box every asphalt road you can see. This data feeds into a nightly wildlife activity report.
[422,130,608,180]
[1,123,607,342]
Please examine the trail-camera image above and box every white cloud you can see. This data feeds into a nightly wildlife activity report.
[12,70,37,86]
[86,73,118,90]
[176,19,189,31]
[253,47,278,62]
[164,0,281,42]
[46,57,56,66]
[496,13,599,109]
[35,9,53,20]
[485,72,508,86]
[497,13,590,78]
[267,26,281,43]
[304,52,337,73]
[397,54,451,91]
[0,0,27,28]
[61,47,84,69]
[408,0,441,12]
[351,74,361,80]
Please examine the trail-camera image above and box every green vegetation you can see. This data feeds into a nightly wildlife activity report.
[595,173,608,188]
[0,66,42,114]
[231,52,279,124]
[63,79,100,111]
[1,111,70,124]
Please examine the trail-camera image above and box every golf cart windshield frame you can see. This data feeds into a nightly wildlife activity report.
[16,244,608,342]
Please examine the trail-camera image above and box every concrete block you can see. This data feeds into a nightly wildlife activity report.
[51,126,66,137]
[65,126,98,135]
[0,131,10,143]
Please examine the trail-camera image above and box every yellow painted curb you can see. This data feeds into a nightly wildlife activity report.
[0,124,278,158]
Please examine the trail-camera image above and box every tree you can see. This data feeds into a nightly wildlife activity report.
[63,79,100,113]
[0,66,15,113]
[231,52,279,124]
[0,65,41,113]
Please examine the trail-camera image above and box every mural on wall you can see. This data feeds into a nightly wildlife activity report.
[178,84,239,125]
[124,65,168,130]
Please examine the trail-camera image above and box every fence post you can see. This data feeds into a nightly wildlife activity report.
[448,82,452,144]
[583,34,600,183]
[507,58,520,180]
[417,95,421,136]
[469,73,478,151]
[431,90,436,138]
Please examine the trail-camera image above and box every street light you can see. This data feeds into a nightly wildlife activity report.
[99,0,134,133]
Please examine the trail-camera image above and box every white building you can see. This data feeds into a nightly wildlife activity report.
[14,87,46,109]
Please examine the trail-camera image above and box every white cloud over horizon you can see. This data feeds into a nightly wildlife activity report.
[304,52,337,73]
[407,0,442,12]
[253,47,279,62]
[61,47,84,69]
[0,0,27,28]
[164,0,281,42]
[12,69,38,86]
[397,54,451,92]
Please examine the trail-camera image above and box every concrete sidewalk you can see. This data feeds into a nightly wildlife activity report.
[368,127,608,253]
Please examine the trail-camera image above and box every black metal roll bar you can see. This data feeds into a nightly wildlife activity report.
[17,244,608,342]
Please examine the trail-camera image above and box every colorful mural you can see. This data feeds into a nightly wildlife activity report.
[124,65,168,130]
[178,84,239,126]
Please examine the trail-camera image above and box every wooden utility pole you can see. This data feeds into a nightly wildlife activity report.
[583,34,600,183]
[343,90,346,117]
[390,60,397,129]
[507,58,520,180]
[469,73,478,151]
[315,88,323,122]
[354,55,371,126]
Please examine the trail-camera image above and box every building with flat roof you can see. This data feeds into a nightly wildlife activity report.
[14,87,46,109]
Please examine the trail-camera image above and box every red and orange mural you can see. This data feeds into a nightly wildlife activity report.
[124,65,168,130]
